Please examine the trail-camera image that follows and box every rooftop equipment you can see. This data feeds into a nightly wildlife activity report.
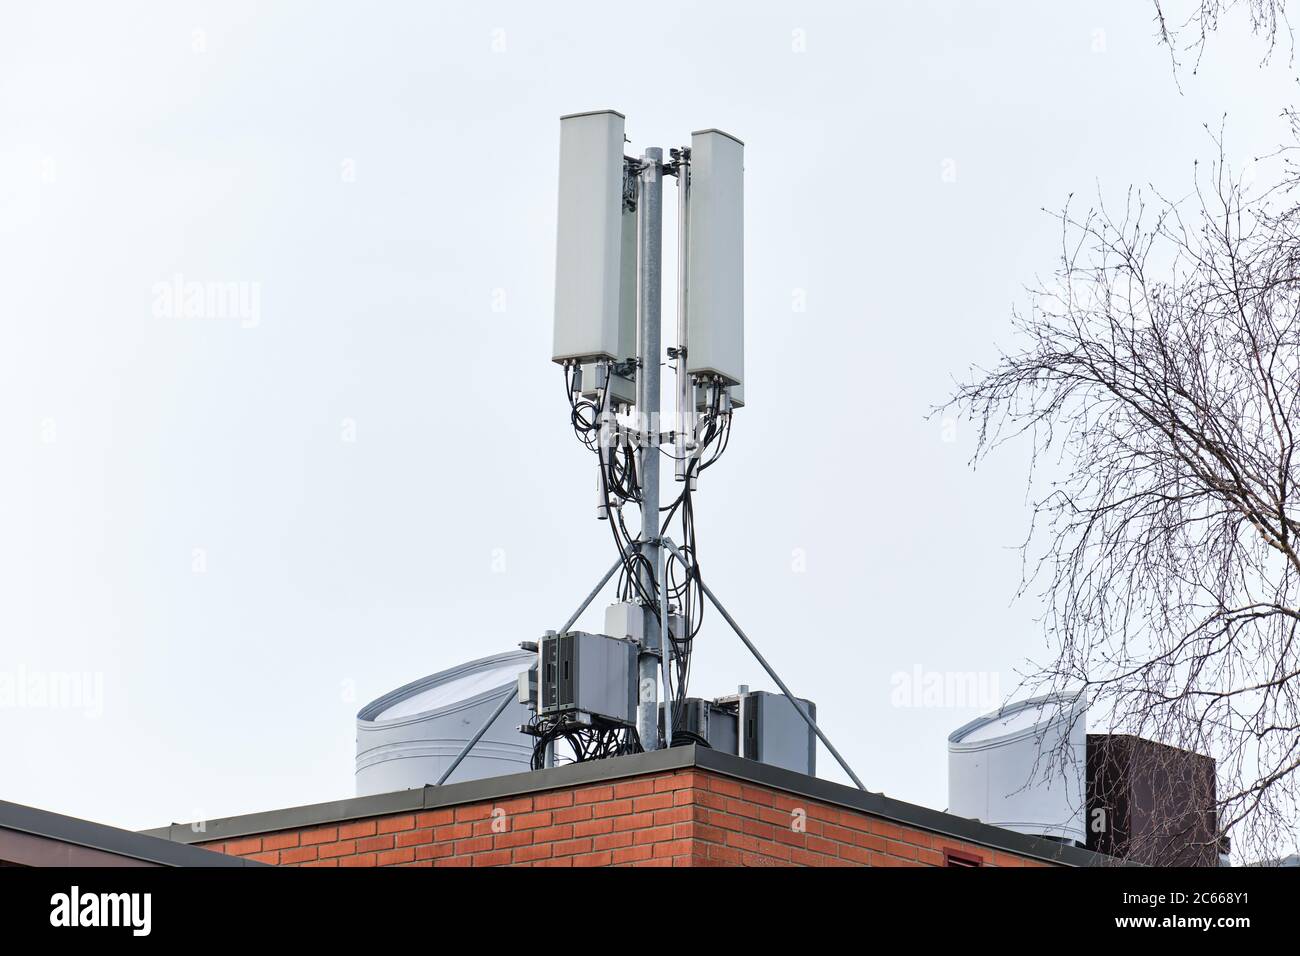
[552,110,635,366]
[416,110,868,796]
[537,630,638,726]
[947,694,1087,846]
[355,650,534,795]
[686,129,745,391]
[1086,734,1219,866]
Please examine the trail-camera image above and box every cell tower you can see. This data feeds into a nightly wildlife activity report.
[545,110,744,761]
[433,111,864,791]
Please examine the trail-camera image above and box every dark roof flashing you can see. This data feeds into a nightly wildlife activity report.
[0,800,262,867]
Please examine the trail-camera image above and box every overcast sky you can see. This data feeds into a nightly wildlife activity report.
[3,1,1297,832]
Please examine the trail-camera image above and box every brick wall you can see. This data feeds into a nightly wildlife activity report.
[198,768,1053,868]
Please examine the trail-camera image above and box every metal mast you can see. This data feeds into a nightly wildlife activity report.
[635,147,663,750]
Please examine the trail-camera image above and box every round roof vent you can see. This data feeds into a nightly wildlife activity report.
[947,693,1086,845]
[356,650,534,796]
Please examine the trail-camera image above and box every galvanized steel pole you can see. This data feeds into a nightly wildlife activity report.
[636,148,663,751]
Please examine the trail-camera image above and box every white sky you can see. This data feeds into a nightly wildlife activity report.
[3,1,1296,832]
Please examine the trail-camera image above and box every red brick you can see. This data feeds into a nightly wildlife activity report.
[612,845,654,864]
[687,823,728,845]
[655,771,705,792]
[532,824,573,843]
[613,778,656,798]
[553,805,592,824]
[434,856,472,867]
[248,850,280,865]
[708,810,744,832]
[574,786,614,804]
[740,785,776,807]
[340,820,377,840]
[513,844,554,863]
[593,831,634,851]
[613,812,656,832]
[652,839,693,859]
[725,798,762,820]
[302,859,338,868]
[376,815,415,834]
[377,847,415,866]
[632,793,673,812]
[225,837,262,856]
[573,851,613,867]
[552,838,592,857]
[822,823,858,845]
[494,830,533,849]
[806,835,839,856]
[633,825,675,845]
[512,811,552,830]
[756,805,792,827]
[725,830,761,852]
[495,797,534,815]
[871,820,904,840]
[678,789,725,810]
[415,843,454,861]
[839,843,872,865]
[280,846,319,865]
[851,831,886,852]
[574,818,614,838]
[262,832,299,851]
[433,823,473,841]
[706,843,743,865]
[301,826,339,846]
[592,799,633,819]
[709,777,743,798]
[473,849,512,867]
[415,809,453,828]
[535,791,573,810]
[339,852,378,867]
[806,803,839,823]
[790,847,833,867]
[653,807,694,826]
[455,805,493,822]
[320,840,358,859]
[357,835,394,853]
[885,840,918,861]
[773,827,806,847]
[454,836,494,855]
[395,828,435,848]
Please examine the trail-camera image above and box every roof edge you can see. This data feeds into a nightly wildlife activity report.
[1,800,262,867]
[141,748,1122,867]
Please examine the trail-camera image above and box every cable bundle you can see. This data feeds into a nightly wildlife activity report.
[562,363,733,751]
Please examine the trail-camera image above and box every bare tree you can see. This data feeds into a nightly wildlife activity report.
[1153,0,1294,71]
[942,126,1300,862]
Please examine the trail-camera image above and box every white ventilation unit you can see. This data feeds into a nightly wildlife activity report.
[355,650,534,795]
[947,694,1086,845]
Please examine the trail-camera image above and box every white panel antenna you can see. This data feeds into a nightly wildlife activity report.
[686,129,745,391]
[552,110,627,365]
